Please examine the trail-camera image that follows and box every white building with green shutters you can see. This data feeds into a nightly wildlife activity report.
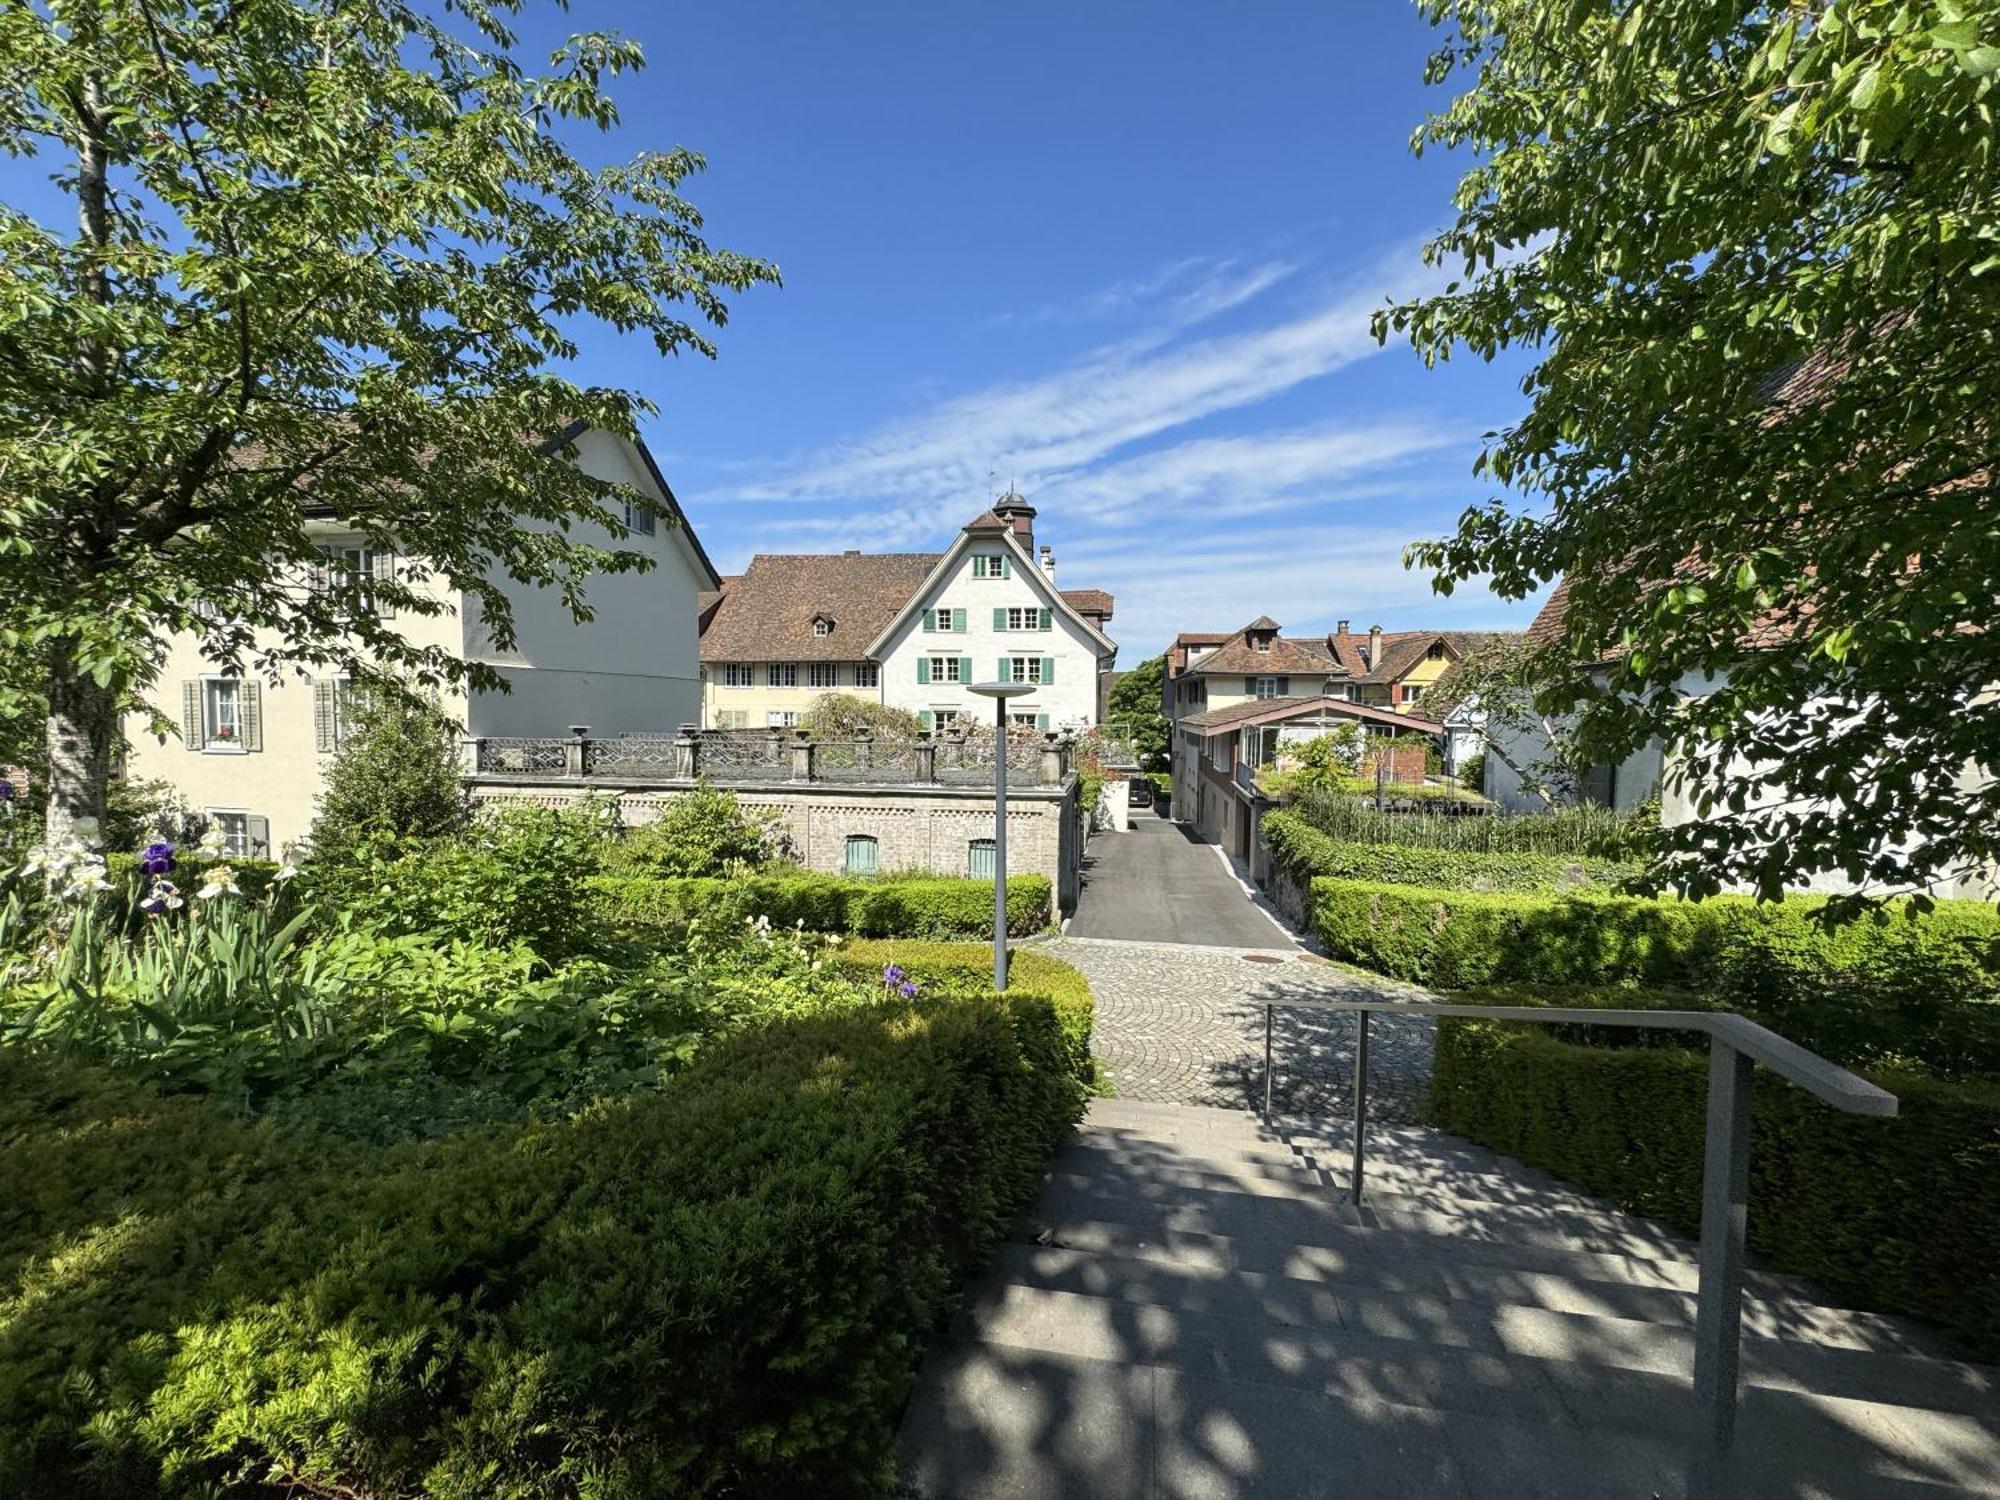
[868,498,1117,733]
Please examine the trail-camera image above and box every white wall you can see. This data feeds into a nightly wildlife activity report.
[878,540,1108,729]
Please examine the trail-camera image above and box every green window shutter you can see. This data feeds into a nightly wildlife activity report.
[918,709,933,731]
[953,607,966,632]
[182,680,204,751]
[1278,677,1290,696]
[922,608,933,632]
[1039,608,1051,631]
[239,680,263,752]
[1041,656,1055,685]
[917,656,930,684]
[999,554,1011,577]
[968,839,995,879]
[994,607,1007,631]
[371,548,397,620]
[313,679,336,753]
[998,657,1010,682]
[1036,712,1049,731]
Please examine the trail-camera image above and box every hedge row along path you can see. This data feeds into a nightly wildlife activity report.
[1040,936,1440,1123]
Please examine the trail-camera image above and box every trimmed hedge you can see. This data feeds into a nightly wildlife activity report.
[592,870,1052,940]
[1315,883,2000,1060]
[0,992,1085,1495]
[1263,811,1636,892]
[1430,1018,2000,1361]
[838,939,1096,1085]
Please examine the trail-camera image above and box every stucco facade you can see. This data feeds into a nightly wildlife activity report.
[121,428,715,855]
[700,664,877,730]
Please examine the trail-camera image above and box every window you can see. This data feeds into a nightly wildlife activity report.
[971,554,1009,579]
[204,679,242,747]
[766,663,798,688]
[843,834,879,876]
[313,677,362,753]
[723,663,754,688]
[926,656,964,683]
[317,543,392,617]
[205,810,269,858]
[1007,656,1050,685]
[718,710,749,729]
[807,663,840,689]
[854,662,879,689]
[1427,642,1447,660]
[967,838,996,879]
[766,710,797,728]
[1001,606,1052,632]
[621,498,656,536]
[1345,685,1362,702]
[923,608,965,633]
[812,616,833,637]
[1010,711,1049,731]
[1251,676,1288,699]
[1403,684,1426,704]
[931,708,961,729]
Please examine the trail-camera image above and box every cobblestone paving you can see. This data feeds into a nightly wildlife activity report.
[1040,936,1441,1123]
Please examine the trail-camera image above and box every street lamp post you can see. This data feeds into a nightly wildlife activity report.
[967,680,1036,991]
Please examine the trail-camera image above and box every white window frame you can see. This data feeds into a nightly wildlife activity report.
[621,498,657,537]
[972,554,1005,579]
[718,710,749,729]
[201,677,244,753]
[1008,711,1040,729]
[812,617,833,638]
[1007,656,1045,685]
[927,655,963,683]
[766,709,797,728]
[1251,676,1283,699]
[931,707,962,729]
[766,663,798,688]
[854,662,879,689]
[321,542,385,617]
[204,808,259,857]
[723,663,754,688]
[1005,606,1035,631]
[1403,684,1426,704]
[807,663,840,689]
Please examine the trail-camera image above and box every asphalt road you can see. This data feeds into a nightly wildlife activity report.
[1066,815,1295,949]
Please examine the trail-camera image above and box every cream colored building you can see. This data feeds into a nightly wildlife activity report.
[698,494,1117,732]
[123,425,719,856]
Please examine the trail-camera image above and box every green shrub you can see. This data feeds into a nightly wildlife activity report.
[308,802,611,964]
[593,871,1052,941]
[837,938,1095,1085]
[1316,882,2000,1055]
[1430,1018,2000,1360]
[1263,812,1636,892]
[613,783,782,876]
[0,993,1085,1496]
[306,689,469,860]
[1291,788,1650,857]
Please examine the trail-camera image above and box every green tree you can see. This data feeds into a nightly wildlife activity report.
[618,783,781,876]
[1384,1,2000,901]
[1430,637,1587,808]
[1288,724,1365,794]
[797,694,923,739]
[0,1,775,846]
[1106,655,1170,771]
[307,690,468,861]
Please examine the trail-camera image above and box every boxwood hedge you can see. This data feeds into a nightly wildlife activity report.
[592,871,1052,940]
[1430,1015,2000,1360]
[0,991,1086,1497]
[1263,811,1636,892]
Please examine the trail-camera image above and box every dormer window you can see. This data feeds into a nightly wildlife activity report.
[1252,636,1271,652]
[1427,641,1446,660]
[812,616,834,637]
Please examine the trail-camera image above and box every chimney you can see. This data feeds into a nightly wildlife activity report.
[1336,619,1350,636]
[1368,624,1383,668]
[1039,544,1056,582]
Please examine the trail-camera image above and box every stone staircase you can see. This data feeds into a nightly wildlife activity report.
[898,1097,1999,1499]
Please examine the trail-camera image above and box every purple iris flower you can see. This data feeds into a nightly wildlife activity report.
[0,781,14,801]
[898,980,919,999]
[140,895,166,916]
[139,841,177,875]
[883,964,905,986]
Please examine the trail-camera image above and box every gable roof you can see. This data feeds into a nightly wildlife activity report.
[1179,695,1443,735]
[699,552,940,662]
[863,514,1118,659]
[1192,634,1345,677]
[1061,588,1115,619]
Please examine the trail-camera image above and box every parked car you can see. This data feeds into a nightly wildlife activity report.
[1126,778,1155,809]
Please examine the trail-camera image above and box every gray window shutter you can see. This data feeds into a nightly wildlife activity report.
[994,607,1007,631]
[240,680,263,752]
[371,547,397,620]
[917,656,930,684]
[1039,608,1051,631]
[182,680,204,750]
[245,815,271,859]
[1278,677,1290,695]
[313,679,337,752]
[952,608,965,632]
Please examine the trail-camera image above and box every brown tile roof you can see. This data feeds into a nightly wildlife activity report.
[1524,581,1573,652]
[1193,634,1343,677]
[1061,588,1115,618]
[699,552,941,661]
[1179,695,1442,734]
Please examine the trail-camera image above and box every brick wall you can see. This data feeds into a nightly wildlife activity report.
[1360,744,1428,784]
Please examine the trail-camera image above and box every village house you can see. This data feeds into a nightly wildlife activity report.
[698,493,1117,732]
[121,424,720,856]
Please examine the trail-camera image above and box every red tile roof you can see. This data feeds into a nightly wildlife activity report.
[699,552,942,661]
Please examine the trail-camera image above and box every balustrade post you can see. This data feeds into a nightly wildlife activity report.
[1694,1038,1754,1457]
[914,732,937,784]
[673,724,699,780]
[565,725,590,778]
[790,730,814,782]
[855,727,874,773]
[1039,734,1062,786]
[459,736,485,776]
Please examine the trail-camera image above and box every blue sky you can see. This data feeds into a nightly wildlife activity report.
[13,1,1550,662]
[573,1,1550,658]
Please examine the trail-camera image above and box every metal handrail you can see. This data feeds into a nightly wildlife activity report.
[1256,996,1897,1460]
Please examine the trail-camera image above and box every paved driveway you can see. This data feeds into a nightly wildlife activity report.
[1067,816,1293,948]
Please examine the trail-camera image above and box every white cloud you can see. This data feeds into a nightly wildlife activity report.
[735,244,1435,511]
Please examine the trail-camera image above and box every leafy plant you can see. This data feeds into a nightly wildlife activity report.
[798,694,924,739]
[613,783,783,876]
[1105,655,1170,771]
[307,689,469,861]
